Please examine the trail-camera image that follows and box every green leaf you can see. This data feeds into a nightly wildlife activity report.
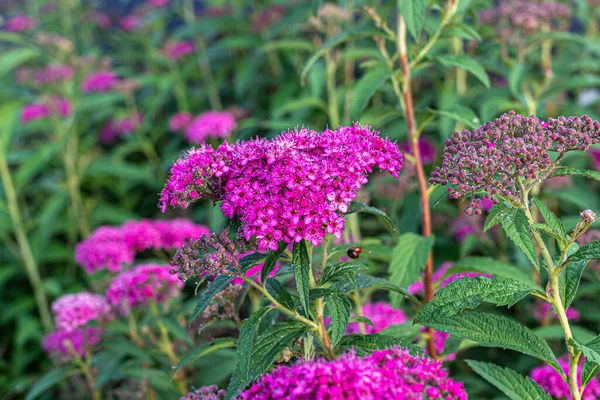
[484,205,502,232]
[339,334,423,354]
[190,275,234,323]
[320,262,369,285]
[429,106,481,129]
[466,360,552,400]
[349,67,391,121]
[346,201,395,233]
[14,144,58,189]
[333,273,420,304]
[550,167,600,182]
[301,22,386,83]
[0,48,38,79]
[388,233,434,306]
[261,242,287,285]
[534,325,596,344]
[349,315,374,327]
[293,240,312,314]
[532,196,568,246]
[583,360,600,388]
[260,39,316,53]
[568,241,600,261]
[415,277,536,323]
[436,55,490,88]
[509,63,526,98]
[326,293,351,347]
[249,322,307,379]
[265,278,295,309]
[570,337,600,376]
[559,259,588,308]
[226,307,272,398]
[448,257,541,291]
[240,252,267,271]
[25,367,75,400]
[121,368,178,392]
[162,317,193,345]
[172,338,236,375]
[496,203,540,270]
[398,0,427,40]
[422,312,560,370]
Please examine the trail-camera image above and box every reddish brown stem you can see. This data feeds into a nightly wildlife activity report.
[397,12,437,360]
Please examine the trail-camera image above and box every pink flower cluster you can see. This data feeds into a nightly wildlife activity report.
[181,385,225,400]
[401,137,437,164]
[52,292,113,332]
[530,356,600,400]
[160,125,403,251]
[42,327,103,358]
[345,302,407,334]
[33,64,74,84]
[182,111,237,144]
[430,112,600,214]
[163,41,195,60]
[170,112,193,132]
[238,347,467,399]
[120,15,143,31]
[106,264,184,315]
[21,97,71,124]
[4,15,37,32]
[75,219,209,274]
[82,71,119,92]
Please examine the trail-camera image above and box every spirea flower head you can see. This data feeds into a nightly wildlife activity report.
[106,264,183,315]
[401,137,437,164]
[181,385,226,400]
[52,292,113,332]
[430,112,600,215]
[238,347,467,399]
[170,112,193,132]
[345,302,407,334]
[120,14,143,31]
[531,356,600,400]
[42,327,102,359]
[5,15,37,32]
[75,226,135,273]
[20,97,71,124]
[116,112,143,134]
[184,111,237,144]
[34,64,74,84]
[82,70,119,92]
[163,41,195,60]
[160,124,403,251]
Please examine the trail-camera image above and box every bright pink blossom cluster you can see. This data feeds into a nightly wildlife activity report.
[75,219,209,274]
[530,356,600,400]
[160,125,403,251]
[99,113,144,143]
[181,385,226,400]
[182,111,237,144]
[4,15,37,32]
[82,70,119,92]
[42,327,103,359]
[52,292,113,332]
[430,112,600,214]
[106,264,183,315]
[163,41,195,60]
[170,112,193,132]
[238,347,467,399]
[34,64,74,84]
[345,302,407,334]
[21,97,71,124]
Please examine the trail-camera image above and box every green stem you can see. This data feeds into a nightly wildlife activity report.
[170,62,190,112]
[0,148,53,331]
[325,51,339,127]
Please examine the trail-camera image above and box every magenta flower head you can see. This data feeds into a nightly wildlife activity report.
[430,112,600,215]
[75,226,135,274]
[117,112,143,134]
[82,71,119,92]
[52,292,113,332]
[238,347,467,399]
[153,218,210,250]
[148,0,170,7]
[21,103,50,124]
[170,112,193,132]
[106,264,183,315]
[99,119,120,144]
[184,111,237,144]
[345,302,407,334]
[120,15,143,31]
[42,327,102,359]
[160,124,403,251]
[181,385,225,400]
[5,15,37,32]
[531,356,600,400]
[163,41,195,60]
[34,64,74,84]
[401,137,437,164]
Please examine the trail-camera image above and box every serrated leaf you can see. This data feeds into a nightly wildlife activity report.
[466,360,552,400]
[496,203,540,270]
[320,262,369,285]
[415,277,536,323]
[339,334,423,355]
[571,337,600,374]
[190,275,234,323]
[532,196,568,246]
[332,273,420,304]
[226,307,272,398]
[265,278,295,309]
[568,241,600,261]
[559,259,588,309]
[349,315,374,327]
[485,205,502,232]
[398,0,427,40]
[550,167,600,182]
[172,338,236,375]
[261,242,287,285]
[249,322,307,379]
[583,361,600,388]
[429,106,480,129]
[293,240,311,313]
[240,252,267,271]
[326,293,351,347]
[25,366,75,400]
[388,233,434,306]
[448,257,541,291]
[346,201,395,233]
[349,67,391,121]
[421,312,560,370]
[436,55,490,88]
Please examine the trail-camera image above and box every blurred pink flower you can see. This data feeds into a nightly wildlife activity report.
[170,112,192,132]
[184,111,237,143]
[5,15,37,32]
[534,302,580,322]
[117,112,143,134]
[345,302,407,334]
[21,97,71,124]
[42,327,102,359]
[591,148,600,170]
[162,41,195,60]
[34,64,74,84]
[85,11,111,28]
[120,15,142,31]
[82,71,119,92]
[401,137,437,164]
[148,0,170,8]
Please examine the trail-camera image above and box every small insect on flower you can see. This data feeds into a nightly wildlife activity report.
[347,247,363,259]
